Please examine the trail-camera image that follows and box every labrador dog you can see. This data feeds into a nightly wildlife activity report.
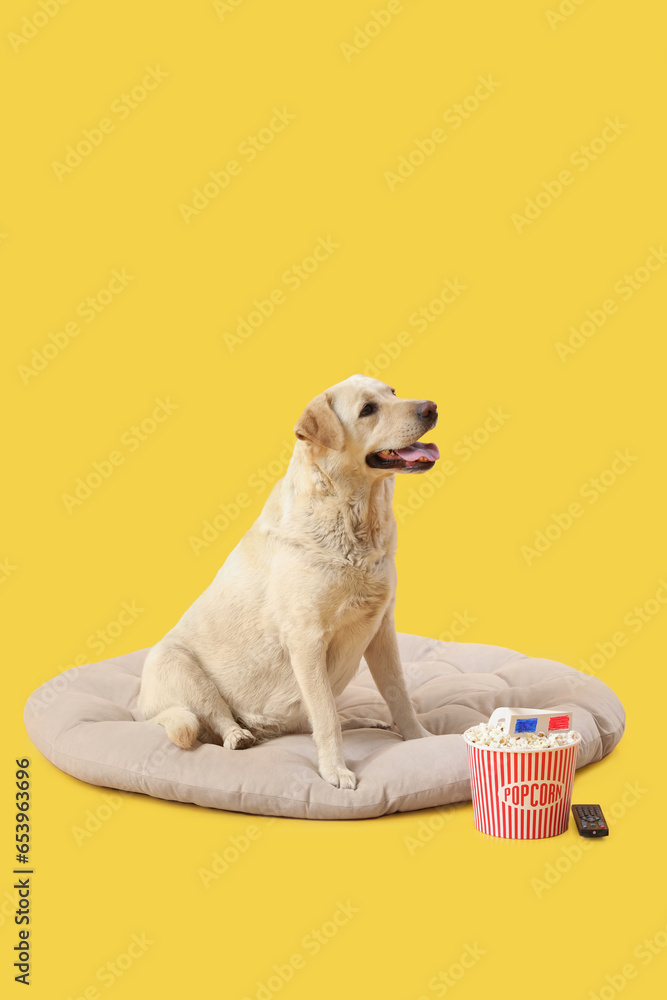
[138,374,440,788]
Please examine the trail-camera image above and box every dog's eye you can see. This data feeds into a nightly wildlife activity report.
[390,388,396,395]
[359,403,377,417]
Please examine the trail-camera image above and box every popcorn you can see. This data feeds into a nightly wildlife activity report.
[464,721,580,750]
[465,722,582,838]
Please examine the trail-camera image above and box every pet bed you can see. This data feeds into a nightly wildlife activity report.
[24,633,625,820]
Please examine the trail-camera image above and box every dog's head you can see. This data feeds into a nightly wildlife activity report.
[294,374,439,478]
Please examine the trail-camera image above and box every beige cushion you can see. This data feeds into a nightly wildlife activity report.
[24,633,625,819]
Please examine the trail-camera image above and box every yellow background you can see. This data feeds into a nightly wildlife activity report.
[2,0,666,997]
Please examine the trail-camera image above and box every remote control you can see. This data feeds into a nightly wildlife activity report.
[572,804,609,837]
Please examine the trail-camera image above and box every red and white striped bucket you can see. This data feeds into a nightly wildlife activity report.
[463,731,581,839]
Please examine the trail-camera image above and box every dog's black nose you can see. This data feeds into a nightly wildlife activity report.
[417,400,438,422]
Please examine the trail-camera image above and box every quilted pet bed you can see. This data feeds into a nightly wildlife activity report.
[24,633,625,820]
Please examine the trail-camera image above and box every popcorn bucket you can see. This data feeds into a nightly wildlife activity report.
[463,730,581,839]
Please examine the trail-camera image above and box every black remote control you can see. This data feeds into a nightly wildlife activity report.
[572,804,609,837]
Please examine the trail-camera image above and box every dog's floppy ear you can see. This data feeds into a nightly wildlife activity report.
[294,392,345,451]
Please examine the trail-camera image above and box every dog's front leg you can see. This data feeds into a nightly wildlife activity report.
[289,642,357,790]
[364,612,431,741]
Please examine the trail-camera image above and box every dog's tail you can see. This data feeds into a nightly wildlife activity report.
[138,639,251,749]
[148,706,200,749]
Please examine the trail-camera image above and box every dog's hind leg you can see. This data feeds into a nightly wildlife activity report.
[138,641,255,750]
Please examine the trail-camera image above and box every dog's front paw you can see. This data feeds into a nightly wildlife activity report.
[222,726,255,750]
[319,764,357,790]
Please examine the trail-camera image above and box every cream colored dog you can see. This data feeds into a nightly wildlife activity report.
[138,374,440,789]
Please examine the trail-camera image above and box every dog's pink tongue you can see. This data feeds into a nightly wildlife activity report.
[395,442,440,461]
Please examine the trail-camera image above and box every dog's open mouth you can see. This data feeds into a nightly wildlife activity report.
[366,441,440,473]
